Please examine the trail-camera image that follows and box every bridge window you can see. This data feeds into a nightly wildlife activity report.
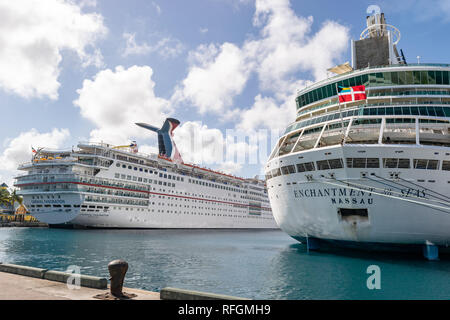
[413,159,439,170]
[346,158,380,168]
[383,158,410,169]
[281,165,296,175]
[443,161,450,171]
[317,159,343,170]
[296,162,315,172]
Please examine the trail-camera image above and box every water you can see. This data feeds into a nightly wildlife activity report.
[0,227,449,299]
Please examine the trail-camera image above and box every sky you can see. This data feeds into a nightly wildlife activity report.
[1,0,450,186]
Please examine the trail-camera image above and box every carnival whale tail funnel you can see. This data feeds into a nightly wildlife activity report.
[136,118,183,163]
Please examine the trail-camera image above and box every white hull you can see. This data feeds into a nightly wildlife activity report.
[266,145,450,246]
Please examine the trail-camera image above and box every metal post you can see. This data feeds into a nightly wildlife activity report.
[335,83,346,143]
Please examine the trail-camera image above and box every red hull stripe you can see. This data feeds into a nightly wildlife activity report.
[16,181,272,211]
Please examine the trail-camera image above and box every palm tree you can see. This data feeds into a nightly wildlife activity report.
[9,189,23,207]
[8,189,24,221]
[0,188,11,207]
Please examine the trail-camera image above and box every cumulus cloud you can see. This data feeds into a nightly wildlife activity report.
[173,121,225,165]
[122,33,184,59]
[0,128,70,186]
[175,0,349,131]
[77,0,97,8]
[0,0,107,100]
[172,121,265,174]
[74,65,172,144]
[174,42,251,114]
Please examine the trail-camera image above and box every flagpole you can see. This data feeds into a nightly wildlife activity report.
[335,83,346,144]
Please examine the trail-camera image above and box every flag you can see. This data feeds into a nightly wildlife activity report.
[338,85,366,103]
[129,141,138,153]
[31,147,37,154]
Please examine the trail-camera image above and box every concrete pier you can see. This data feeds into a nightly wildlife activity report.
[0,271,160,300]
[0,262,247,300]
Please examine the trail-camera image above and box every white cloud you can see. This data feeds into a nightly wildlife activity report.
[173,121,225,165]
[0,128,70,186]
[0,0,107,100]
[199,27,209,34]
[175,0,349,127]
[172,121,261,174]
[238,95,293,132]
[247,0,349,92]
[174,42,251,114]
[152,2,161,15]
[77,0,97,8]
[122,33,184,59]
[74,65,172,144]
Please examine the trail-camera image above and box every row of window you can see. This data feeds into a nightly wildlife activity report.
[297,69,450,109]
[285,106,450,135]
[115,162,256,195]
[266,158,450,179]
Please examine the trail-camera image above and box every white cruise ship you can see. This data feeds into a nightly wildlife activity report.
[265,11,450,259]
[15,118,277,229]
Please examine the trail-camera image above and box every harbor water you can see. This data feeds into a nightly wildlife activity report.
[0,227,449,300]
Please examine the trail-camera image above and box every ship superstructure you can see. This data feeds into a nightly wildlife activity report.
[265,11,450,258]
[15,119,276,229]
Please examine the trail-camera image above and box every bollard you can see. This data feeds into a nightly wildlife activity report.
[108,259,128,297]
[93,259,137,300]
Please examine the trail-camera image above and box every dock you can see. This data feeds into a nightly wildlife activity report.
[0,262,248,300]
[0,270,160,300]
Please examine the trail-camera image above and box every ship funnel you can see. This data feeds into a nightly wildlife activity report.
[136,118,183,163]
[352,8,406,69]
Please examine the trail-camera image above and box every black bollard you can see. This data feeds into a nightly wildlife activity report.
[108,259,128,297]
[93,259,137,300]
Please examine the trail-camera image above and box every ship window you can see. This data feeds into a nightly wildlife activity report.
[367,158,380,168]
[128,166,132,169]
[122,165,126,168]
[271,168,281,178]
[414,159,439,170]
[383,158,398,168]
[329,159,344,169]
[316,160,330,171]
[281,165,296,175]
[383,158,410,169]
[398,159,410,168]
[316,159,343,171]
[443,161,450,171]
[116,163,120,167]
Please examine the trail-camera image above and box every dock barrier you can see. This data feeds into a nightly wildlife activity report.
[0,263,107,289]
[160,287,250,300]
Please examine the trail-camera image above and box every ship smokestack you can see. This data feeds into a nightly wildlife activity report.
[136,118,183,163]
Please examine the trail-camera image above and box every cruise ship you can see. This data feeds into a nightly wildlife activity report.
[265,11,450,259]
[15,118,277,229]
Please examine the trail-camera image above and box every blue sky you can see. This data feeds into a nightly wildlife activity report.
[1,0,450,185]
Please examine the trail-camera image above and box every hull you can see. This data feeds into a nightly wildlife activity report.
[32,207,278,229]
[266,144,450,247]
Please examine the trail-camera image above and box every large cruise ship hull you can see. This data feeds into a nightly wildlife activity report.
[267,145,450,247]
[32,209,277,229]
